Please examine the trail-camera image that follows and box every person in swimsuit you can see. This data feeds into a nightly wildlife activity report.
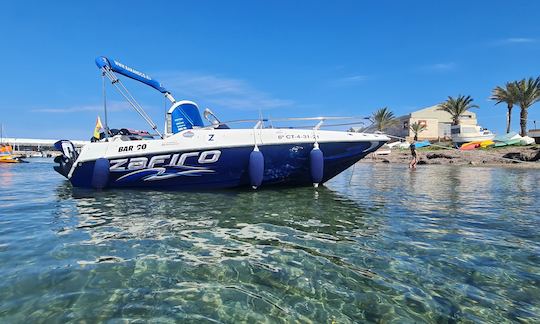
[409,142,418,169]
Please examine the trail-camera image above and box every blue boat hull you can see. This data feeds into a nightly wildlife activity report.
[67,141,385,190]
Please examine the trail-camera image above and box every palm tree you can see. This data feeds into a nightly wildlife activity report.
[513,77,540,136]
[371,107,397,132]
[409,121,427,141]
[437,95,478,125]
[490,82,518,134]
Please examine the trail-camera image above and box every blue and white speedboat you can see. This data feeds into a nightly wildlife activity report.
[54,57,388,190]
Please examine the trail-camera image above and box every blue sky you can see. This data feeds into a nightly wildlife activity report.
[1,0,540,139]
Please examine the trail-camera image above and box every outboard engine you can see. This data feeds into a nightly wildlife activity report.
[53,140,78,178]
[165,100,205,135]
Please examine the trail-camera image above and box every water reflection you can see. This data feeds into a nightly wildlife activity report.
[55,183,384,264]
[0,164,15,187]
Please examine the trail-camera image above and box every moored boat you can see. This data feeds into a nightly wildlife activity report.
[54,57,389,190]
[0,144,24,163]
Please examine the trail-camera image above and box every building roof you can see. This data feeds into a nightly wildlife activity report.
[410,105,476,123]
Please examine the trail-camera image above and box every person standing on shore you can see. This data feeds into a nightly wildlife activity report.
[409,142,418,169]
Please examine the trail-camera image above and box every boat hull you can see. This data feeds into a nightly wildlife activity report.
[452,134,495,146]
[66,141,384,190]
[0,159,22,163]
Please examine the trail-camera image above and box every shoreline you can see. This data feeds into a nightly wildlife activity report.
[363,145,540,169]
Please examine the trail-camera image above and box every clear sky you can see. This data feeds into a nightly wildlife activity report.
[1,0,540,140]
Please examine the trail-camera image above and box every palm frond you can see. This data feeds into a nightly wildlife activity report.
[370,107,398,132]
[513,76,540,136]
[370,107,398,131]
[437,95,478,125]
[514,77,540,109]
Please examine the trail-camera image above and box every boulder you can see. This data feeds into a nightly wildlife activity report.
[426,153,454,160]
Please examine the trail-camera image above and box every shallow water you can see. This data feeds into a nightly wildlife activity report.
[0,159,539,323]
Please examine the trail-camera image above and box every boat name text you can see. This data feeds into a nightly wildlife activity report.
[110,150,221,171]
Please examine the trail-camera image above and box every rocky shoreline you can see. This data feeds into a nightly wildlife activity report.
[363,145,540,168]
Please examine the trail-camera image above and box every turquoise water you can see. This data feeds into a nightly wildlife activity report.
[0,159,539,323]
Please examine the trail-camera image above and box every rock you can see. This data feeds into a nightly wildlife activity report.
[525,148,540,161]
[502,152,531,161]
[426,153,454,159]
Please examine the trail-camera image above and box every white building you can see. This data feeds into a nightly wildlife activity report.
[384,105,477,141]
[1,137,88,152]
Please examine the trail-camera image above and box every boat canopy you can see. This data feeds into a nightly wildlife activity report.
[95,56,169,94]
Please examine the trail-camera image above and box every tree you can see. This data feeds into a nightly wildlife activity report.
[490,82,518,134]
[371,107,397,132]
[437,95,478,125]
[409,121,427,141]
[513,77,540,136]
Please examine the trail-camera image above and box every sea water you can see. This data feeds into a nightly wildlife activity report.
[0,159,539,323]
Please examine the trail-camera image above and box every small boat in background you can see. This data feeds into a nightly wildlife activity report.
[0,144,24,163]
[0,125,25,163]
[460,141,481,151]
[451,124,495,146]
[492,132,535,147]
[479,140,494,148]
[396,141,411,149]
[520,136,535,146]
[493,132,520,143]
[414,140,431,148]
[372,144,391,156]
[460,139,494,150]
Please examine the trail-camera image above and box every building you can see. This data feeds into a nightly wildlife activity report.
[384,105,478,141]
[529,129,540,144]
[1,137,89,154]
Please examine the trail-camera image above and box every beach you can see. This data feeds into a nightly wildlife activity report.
[366,145,540,168]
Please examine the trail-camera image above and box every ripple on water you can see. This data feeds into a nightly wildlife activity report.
[0,161,539,322]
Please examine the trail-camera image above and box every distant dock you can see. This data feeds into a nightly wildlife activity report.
[1,137,89,157]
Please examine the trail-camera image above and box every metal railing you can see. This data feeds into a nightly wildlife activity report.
[201,116,372,131]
